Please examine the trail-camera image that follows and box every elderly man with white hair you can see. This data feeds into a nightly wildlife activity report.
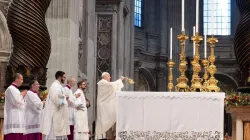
[95,72,125,140]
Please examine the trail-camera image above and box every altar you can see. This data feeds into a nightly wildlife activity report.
[116,92,225,140]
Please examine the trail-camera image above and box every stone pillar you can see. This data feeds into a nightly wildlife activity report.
[45,0,82,86]
[134,61,142,91]
[80,0,96,131]
[155,67,167,91]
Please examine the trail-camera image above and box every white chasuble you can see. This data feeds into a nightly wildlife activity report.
[95,79,124,139]
[4,85,26,134]
[24,90,43,134]
[41,80,70,139]
[74,89,89,140]
[64,86,76,126]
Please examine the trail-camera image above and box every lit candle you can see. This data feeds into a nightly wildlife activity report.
[211,0,214,35]
[196,0,199,32]
[182,0,184,32]
[204,34,207,58]
[170,28,173,59]
[193,26,195,56]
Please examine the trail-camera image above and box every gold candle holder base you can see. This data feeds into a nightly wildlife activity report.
[206,35,220,92]
[175,31,189,92]
[168,59,175,92]
[190,32,203,92]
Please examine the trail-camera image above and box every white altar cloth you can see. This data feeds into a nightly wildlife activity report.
[116,92,225,140]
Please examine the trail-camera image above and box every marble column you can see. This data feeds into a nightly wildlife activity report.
[80,0,96,131]
[45,0,82,86]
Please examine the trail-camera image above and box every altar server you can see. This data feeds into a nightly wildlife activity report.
[74,80,89,140]
[4,73,27,140]
[41,71,70,140]
[95,72,124,139]
[24,80,45,140]
[64,77,76,140]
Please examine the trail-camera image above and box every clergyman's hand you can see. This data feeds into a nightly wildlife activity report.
[75,93,81,98]
[120,76,125,81]
[21,90,27,97]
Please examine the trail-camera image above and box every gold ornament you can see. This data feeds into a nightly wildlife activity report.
[167,59,175,92]
[190,32,203,92]
[176,31,189,92]
[206,35,220,92]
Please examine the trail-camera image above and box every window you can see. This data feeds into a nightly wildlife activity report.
[203,0,231,35]
[134,0,143,27]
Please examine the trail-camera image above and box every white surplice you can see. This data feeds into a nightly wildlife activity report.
[3,85,26,135]
[64,86,75,126]
[74,89,89,140]
[95,79,124,139]
[24,90,43,134]
[41,80,70,140]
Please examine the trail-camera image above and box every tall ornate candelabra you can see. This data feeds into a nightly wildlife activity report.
[168,59,175,92]
[190,32,203,92]
[175,31,189,92]
[206,35,220,92]
[202,59,209,89]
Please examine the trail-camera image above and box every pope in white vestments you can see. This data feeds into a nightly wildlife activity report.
[24,80,44,140]
[4,73,28,140]
[41,71,70,140]
[64,77,76,140]
[74,80,89,140]
[95,72,124,140]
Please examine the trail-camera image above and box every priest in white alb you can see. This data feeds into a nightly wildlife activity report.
[4,73,27,140]
[74,80,89,140]
[24,80,45,140]
[95,72,124,140]
[41,71,70,140]
[64,77,76,140]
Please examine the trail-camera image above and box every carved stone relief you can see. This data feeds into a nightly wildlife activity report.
[96,15,112,80]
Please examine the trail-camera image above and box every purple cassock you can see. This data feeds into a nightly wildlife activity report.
[26,133,42,140]
[67,125,74,140]
[4,133,27,140]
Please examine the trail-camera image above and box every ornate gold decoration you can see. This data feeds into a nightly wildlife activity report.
[167,59,175,92]
[206,35,220,92]
[175,31,189,92]
[124,77,135,84]
[202,59,209,89]
[190,32,203,92]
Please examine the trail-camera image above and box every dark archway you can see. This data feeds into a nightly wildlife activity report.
[138,68,156,91]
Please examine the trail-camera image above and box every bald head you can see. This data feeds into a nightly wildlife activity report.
[102,72,111,82]
[67,77,76,87]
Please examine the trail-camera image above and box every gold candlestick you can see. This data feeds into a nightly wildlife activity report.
[202,59,209,90]
[175,31,189,92]
[190,32,203,92]
[206,35,220,92]
[167,59,175,92]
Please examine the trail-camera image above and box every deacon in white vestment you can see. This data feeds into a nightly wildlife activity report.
[74,80,89,140]
[24,80,44,140]
[95,72,124,139]
[64,77,76,140]
[41,71,70,140]
[4,73,28,140]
